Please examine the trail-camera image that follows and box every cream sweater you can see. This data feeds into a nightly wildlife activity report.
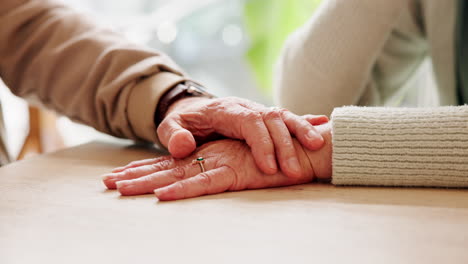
[276,0,468,187]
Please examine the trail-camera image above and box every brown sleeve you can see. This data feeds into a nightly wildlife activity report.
[0,0,188,143]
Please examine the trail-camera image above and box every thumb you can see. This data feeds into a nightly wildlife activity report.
[168,129,197,158]
[157,118,197,158]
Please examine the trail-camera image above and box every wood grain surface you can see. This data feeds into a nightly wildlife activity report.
[1,141,467,264]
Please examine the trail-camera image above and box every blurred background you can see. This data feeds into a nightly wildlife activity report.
[1,0,321,160]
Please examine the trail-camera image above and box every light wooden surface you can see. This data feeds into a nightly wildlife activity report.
[1,141,468,264]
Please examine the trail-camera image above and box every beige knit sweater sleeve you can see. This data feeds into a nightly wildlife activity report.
[0,0,188,144]
[331,105,468,187]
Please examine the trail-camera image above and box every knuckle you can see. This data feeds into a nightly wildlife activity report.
[244,111,262,122]
[239,112,263,135]
[151,158,173,171]
[255,136,273,150]
[206,99,224,109]
[273,107,288,114]
[138,175,153,185]
[150,163,162,171]
[281,109,297,120]
[277,107,288,113]
[280,137,294,148]
[161,158,174,168]
[171,167,186,180]
[198,103,211,115]
[197,173,212,186]
[262,110,281,121]
[150,157,167,165]
[224,165,240,191]
[123,167,138,177]
[152,156,166,163]
[174,181,187,197]
[205,100,230,119]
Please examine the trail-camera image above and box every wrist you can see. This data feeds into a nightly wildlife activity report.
[155,82,215,125]
[166,96,213,116]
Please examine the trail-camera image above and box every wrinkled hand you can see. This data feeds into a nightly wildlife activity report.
[102,123,333,201]
[157,96,328,178]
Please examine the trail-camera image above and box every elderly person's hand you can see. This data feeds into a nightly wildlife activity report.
[157,96,328,178]
[102,123,332,201]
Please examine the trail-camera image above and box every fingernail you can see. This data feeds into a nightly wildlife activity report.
[287,158,301,176]
[154,188,163,197]
[111,167,124,173]
[116,180,130,189]
[101,174,114,181]
[267,154,277,171]
[306,130,322,141]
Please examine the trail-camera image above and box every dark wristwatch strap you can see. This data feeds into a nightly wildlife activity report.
[154,81,215,126]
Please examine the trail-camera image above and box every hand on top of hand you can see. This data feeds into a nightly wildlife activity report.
[157,96,329,178]
[102,122,333,201]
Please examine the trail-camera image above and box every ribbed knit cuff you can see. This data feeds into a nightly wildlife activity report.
[331,105,468,187]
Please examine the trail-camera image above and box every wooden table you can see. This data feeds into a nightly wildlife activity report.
[1,142,468,264]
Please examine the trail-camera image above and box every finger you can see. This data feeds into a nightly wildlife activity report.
[282,111,325,150]
[263,110,303,178]
[302,114,329,126]
[116,162,202,196]
[157,117,197,158]
[176,101,277,175]
[240,104,323,173]
[111,157,167,173]
[102,157,175,189]
[209,104,277,174]
[154,166,235,201]
[238,111,278,175]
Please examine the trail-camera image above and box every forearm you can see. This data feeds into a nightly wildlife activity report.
[0,0,187,143]
[331,105,468,187]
